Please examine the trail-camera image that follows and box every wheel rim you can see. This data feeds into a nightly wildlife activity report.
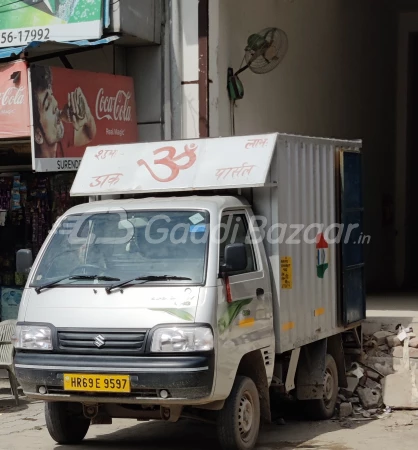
[238,390,254,441]
[323,368,335,407]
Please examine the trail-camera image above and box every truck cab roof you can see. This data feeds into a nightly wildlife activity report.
[62,195,250,217]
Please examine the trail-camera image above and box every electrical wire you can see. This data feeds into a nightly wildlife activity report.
[237,54,246,73]
[230,100,236,136]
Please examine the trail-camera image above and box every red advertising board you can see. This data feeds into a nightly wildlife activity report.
[30,65,138,172]
[0,60,31,139]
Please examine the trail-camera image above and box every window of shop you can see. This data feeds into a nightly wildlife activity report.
[0,170,86,322]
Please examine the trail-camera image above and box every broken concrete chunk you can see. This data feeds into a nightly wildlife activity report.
[383,371,418,409]
[374,362,395,376]
[357,387,382,409]
[339,402,353,418]
[409,337,418,349]
[359,375,367,388]
[365,378,381,390]
[347,363,364,379]
[366,370,381,381]
[341,376,359,397]
[386,335,401,348]
[347,397,360,404]
[373,331,394,346]
[378,344,389,353]
[392,347,418,359]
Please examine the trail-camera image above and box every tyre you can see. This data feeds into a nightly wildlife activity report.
[217,376,260,450]
[303,354,338,420]
[45,402,90,445]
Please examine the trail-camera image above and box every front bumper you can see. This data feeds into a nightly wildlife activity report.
[15,352,214,405]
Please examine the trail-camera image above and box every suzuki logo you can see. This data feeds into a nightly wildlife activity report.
[94,335,106,348]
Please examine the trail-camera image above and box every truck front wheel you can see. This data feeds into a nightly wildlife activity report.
[217,376,260,450]
[303,354,338,420]
[45,402,90,445]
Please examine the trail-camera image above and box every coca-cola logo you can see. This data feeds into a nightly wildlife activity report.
[95,88,133,122]
[0,87,25,107]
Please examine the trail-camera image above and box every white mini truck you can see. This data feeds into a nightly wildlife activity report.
[13,133,365,450]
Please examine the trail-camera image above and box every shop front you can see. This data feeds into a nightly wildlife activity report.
[0,59,138,322]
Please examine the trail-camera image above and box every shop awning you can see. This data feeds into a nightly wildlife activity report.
[0,35,119,61]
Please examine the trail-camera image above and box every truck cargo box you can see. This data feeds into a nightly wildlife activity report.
[252,135,363,353]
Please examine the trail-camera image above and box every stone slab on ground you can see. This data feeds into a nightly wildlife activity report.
[387,335,401,348]
[357,387,382,409]
[373,331,394,346]
[339,402,353,418]
[383,370,418,409]
[365,356,401,374]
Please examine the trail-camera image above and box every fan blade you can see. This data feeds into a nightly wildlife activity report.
[264,45,279,61]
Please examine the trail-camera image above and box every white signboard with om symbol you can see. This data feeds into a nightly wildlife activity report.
[70,133,278,196]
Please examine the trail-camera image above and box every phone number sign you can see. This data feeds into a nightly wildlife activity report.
[1,28,50,46]
[0,0,103,48]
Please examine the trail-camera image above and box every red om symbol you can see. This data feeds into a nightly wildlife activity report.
[137,143,198,182]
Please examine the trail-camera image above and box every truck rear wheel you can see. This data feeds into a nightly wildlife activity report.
[217,376,260,450]
[304,354,338,420]
[45,402,90,445]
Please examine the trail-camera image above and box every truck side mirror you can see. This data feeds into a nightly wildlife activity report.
[16,249,33,274]
[221,243,247,274]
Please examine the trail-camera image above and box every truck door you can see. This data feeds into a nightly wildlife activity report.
[218,211,272,345]
[339,151,366,325]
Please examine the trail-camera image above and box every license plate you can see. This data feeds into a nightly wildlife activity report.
[63,374,130,393]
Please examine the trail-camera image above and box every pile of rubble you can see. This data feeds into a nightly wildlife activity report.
[337,361,390,420]
[337,326,417,420]
[363,326,418,360]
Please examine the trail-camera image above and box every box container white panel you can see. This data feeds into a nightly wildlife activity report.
[253,134,361,354]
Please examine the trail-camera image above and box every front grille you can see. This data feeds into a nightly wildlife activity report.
[57,330,148,356]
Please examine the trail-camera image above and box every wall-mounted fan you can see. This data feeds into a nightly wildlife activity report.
[228,27,289,101]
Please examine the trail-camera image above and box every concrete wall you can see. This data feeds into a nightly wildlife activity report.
[126,46,164,142]
[170,0,200,140]
[209,0,398,291]
[110,0,162,45]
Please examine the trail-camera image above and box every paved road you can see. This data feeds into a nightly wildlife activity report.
[1,390,418,450]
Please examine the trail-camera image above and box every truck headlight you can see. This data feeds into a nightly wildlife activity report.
[151,326,213,353]
[12,325,53,351]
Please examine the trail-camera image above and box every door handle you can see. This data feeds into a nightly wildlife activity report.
[256,288,264,297]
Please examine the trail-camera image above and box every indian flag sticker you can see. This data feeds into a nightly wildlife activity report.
[316,233,329,279]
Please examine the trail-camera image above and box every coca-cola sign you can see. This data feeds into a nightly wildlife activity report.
[95,89,133,122]
[0,60,30,138]
[0,87,26,106]
[31,65,138,172]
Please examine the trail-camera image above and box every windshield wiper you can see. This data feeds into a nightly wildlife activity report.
[105,275,192,294]
[35,275,120,294]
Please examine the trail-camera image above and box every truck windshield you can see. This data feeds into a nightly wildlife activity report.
[30,210,209,288]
